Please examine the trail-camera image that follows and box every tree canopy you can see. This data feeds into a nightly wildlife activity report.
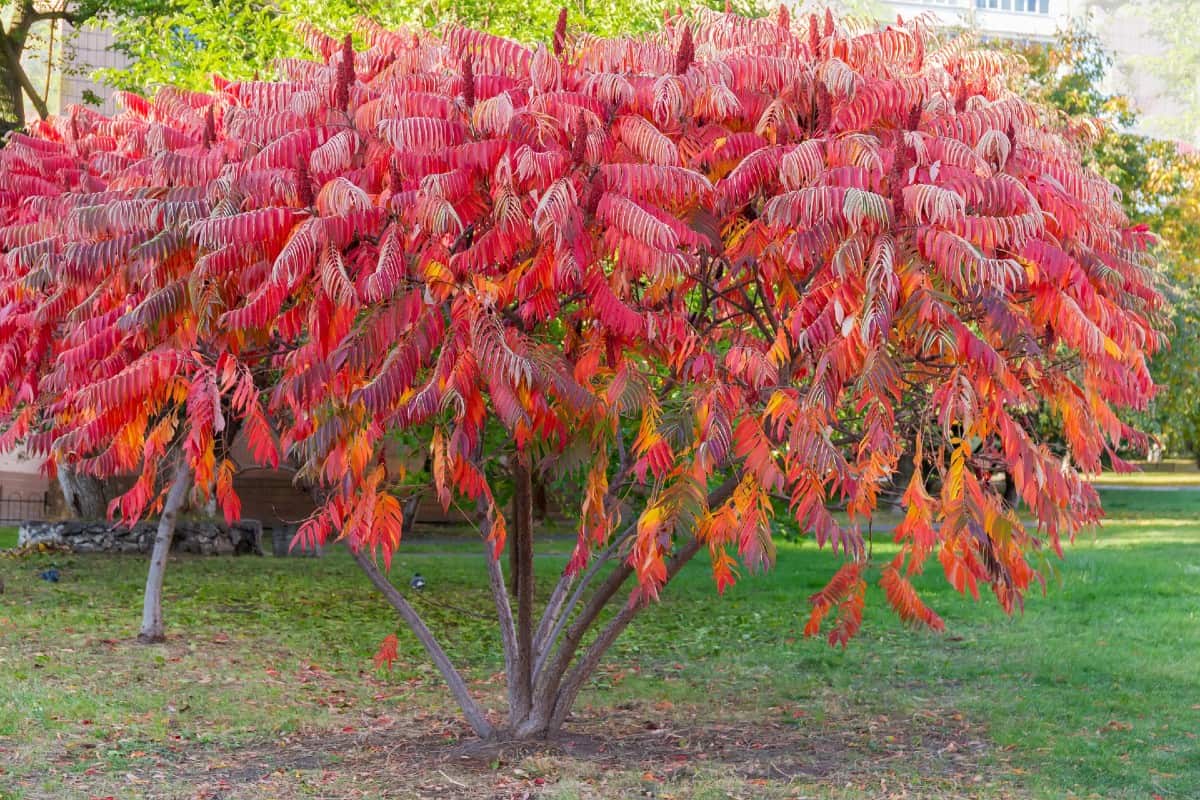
[1017,26,1200,464]
[0,9,1166,739]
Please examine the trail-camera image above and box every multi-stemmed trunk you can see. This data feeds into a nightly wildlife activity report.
[354,465,737,741]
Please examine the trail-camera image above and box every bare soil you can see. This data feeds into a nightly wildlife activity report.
[23,699,1016,800]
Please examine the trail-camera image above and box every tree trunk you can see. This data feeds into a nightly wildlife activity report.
[352,547,494,739]
[509,452,536,727]
[0,56,22,129]
[0,2,43,127]
[1002,470,1018,508]
[138,460,193,644]
[511,473,741,740]
[58,468,108,520]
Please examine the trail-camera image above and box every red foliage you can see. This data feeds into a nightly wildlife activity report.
[373,632,399,671]
[0,8,1166,641]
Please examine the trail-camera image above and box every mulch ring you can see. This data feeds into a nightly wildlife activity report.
[37,701,1009,799]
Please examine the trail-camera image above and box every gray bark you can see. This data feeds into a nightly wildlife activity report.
[510,453,536,723]
[138,460,193,644]
[520,473,741,738]
[0,2,44,126]
[547,537,703,732]
[352,546,494,739]
[480,501,518,708]
[58,467,108,520]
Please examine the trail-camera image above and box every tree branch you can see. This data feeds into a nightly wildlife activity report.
[0,28,49,120]
[530,472,742,728]
[351,547,494,739]
[533,521,635,678]
[29,10,81,24]
[548,534,706,732]
[511,451,536,722]
[479,501,518,711]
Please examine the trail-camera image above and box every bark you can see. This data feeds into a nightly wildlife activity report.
[528,554,635,727]
[479,497,518,708]
[547,537,704,732]
[58,467,108,520]
[0,2,45,125]
[518,473,742,739]
[510,452,536,723]
[352,547,494,738]
[1002,470,1018,508]
[138,460,193,644]
[890,448,916,510]
[533,523,635,677]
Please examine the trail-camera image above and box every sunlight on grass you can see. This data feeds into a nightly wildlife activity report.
[2,490,1199,798]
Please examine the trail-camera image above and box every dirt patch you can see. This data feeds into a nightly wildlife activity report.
[26,701,1015,799]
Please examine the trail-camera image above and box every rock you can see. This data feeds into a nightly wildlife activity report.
[15,519,265,556]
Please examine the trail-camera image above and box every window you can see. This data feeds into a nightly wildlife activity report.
[978,0,1050,12]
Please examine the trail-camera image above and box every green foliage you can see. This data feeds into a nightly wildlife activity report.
[97,0,766,95]
[1011,25,1200,464]
[98,0,373,92]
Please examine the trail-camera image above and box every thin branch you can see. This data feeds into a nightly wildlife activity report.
[29,9,79,24]
[532,569,573,664]
[548,534,706,732]
[351,547,493,739]
[531,472,742,724]
[533,522,635,678]
[477,498,518,705]
[511,452,536,721]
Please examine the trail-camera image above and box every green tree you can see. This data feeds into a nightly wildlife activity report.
[99,0,765,97]
[99,0,378,93]
[1,0,77,129]
[1014,25,1200,464]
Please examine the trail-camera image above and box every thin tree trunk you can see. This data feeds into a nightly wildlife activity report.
[0,6,47,123]
[480,500,518,707]
[526,473,741,736]
[138,460,192,644]
[548,537,705,732]
[351,547,494,738]
[510,452,536,725]
[533,523,635,677]
[1002,470,1017,508]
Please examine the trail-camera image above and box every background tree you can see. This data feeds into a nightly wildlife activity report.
[96,0,764,99]
[0,9,1165,740]
[0,92,281,640]
[0,0,166,129]
[1015,26,1200,464]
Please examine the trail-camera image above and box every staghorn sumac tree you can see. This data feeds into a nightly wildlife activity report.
[0,8,1166,739]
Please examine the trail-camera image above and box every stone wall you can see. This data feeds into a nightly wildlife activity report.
[17,519,264,556]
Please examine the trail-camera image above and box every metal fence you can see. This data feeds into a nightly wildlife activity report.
[0,494,49,525]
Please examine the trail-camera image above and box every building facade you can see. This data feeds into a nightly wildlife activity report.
[872,0,1191,143]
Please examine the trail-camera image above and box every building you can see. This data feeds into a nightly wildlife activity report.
[872,0,1194,143]
[54,24,129,117]
[14,20,128,121]
[883,0,1086,42]
[0,448,50,525]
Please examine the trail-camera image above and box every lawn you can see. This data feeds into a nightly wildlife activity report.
[1,490,1197,799]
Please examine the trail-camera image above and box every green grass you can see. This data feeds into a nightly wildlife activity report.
[0,528,16,549]
[1,491,1198,798]
[1086,458,1200,486]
